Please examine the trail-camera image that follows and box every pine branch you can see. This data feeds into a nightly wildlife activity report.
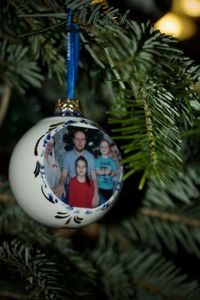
[85,20,190,187]
[109,82,183,188]
[0,195,97,295]
[140,207,200,227]
[90,247,200,300]
[0,203,50,244]
[0,86,11,126]
[108,163,200,256]
[0,202,97,284]
[0,41,44,94]
[91,249,134,300]
[144,164,200,207]
[50,235,97,283]
[0,239,65,300]
[123,249,200,300]
[119,201,200,257]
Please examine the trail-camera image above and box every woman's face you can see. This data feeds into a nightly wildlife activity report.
[76,160,87,176]
[111,145,119,160]
[46,140,54,154]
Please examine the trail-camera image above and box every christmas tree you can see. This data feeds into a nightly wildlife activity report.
[1,0,200,299]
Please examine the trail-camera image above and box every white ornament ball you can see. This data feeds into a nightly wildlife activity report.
[9,116,123,228]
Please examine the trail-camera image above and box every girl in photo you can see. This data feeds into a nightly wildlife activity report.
[95,139,117,203]
[68,156,94,208]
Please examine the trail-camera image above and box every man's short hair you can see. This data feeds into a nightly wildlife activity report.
[73,128,86,139]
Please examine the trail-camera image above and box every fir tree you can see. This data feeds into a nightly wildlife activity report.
[0,0,200,299]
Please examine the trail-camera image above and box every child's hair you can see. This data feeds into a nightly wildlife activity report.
[72,128,86,139]
[75,156,91,186]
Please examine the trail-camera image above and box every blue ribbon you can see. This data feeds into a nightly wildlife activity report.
[67,10,80,99]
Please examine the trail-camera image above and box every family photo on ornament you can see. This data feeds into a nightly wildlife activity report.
[43,126,123,209]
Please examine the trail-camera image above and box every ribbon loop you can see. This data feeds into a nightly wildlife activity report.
[67,10,80,99]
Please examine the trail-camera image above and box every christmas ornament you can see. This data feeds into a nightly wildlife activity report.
[9,11,123,228]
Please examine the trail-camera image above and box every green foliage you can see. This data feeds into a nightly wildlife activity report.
[90,241,200,300]
[118,164,200,256]
[1,1,200,299]
[0,239,64,299]
[91,249,133,300]
[144,165,200,207]
[0,41,44,93]
[98,20,199,187]
[121,249,200,300]
[120,204,200,256]
[1,0,200,186]
[109,82,183,188]
[0,203,96,283]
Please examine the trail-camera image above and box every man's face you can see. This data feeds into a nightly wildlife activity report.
[73,131,86,152]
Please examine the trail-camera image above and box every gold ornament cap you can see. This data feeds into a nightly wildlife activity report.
[54,98,82,117]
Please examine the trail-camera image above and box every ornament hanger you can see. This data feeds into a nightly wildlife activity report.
[55,10,81,117]
[66,10,80,100]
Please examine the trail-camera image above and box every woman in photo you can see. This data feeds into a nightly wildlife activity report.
[110,143,123,192]
[44,137,61,195]
[68,156,94,208]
